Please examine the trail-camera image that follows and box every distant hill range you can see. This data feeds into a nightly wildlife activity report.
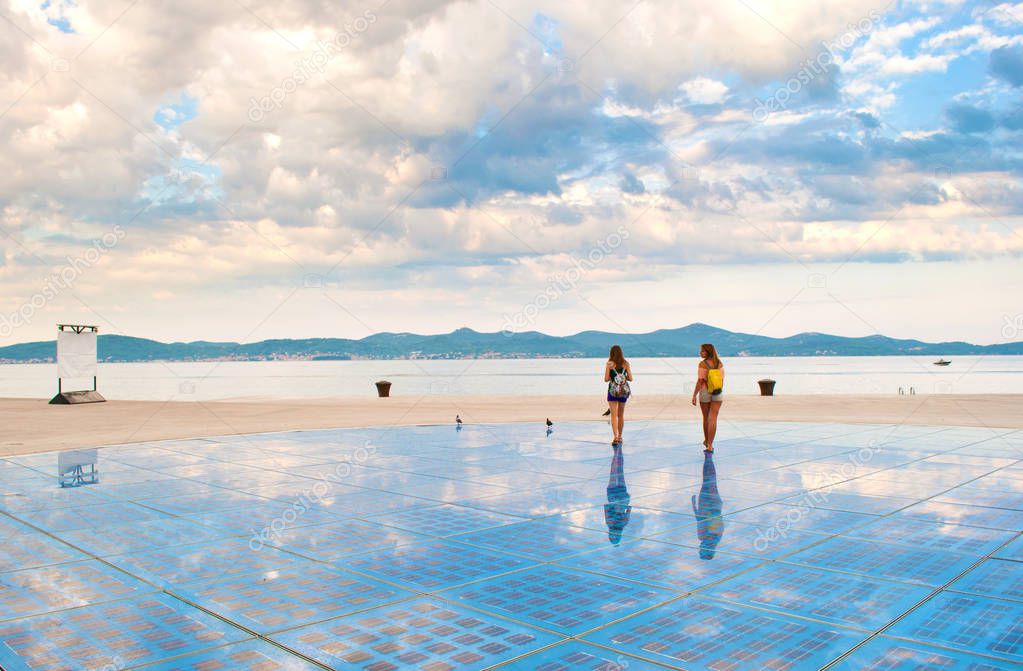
[1,324,1021,363]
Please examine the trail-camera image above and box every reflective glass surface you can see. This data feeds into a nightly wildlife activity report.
[0,419,1020,669]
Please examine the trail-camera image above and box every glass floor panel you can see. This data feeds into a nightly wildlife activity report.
[0,560,156,621]
[782,535,979,587]
[994,534,1023,561]
[555,537,763,592]
[345,539,536,591]
[0,594,250,671]
[137,640,325,670]
[885,591,1023,663]
[495,640,677,669]
[701,561,933,630]
[831,636,1023,670]
[948,557,1023,602]
[270,597,561,670]
[445,564,677,635]
[0,420,1019,669]
[170,563,413,633]
[583,595,867,670]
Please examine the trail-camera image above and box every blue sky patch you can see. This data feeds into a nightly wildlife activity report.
[41,0,75,33]
[155,92,200,131]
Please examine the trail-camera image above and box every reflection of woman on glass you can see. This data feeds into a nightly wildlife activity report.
[692,452,724,560]
[604,444,631,545]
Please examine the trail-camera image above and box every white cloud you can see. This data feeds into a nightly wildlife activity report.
[678,77,728,104]
[879,53,956,75]
[0,0,1019,345]
[981,3,1023,26]
[923,23,987,49]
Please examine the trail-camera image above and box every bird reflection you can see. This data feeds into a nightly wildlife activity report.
[691,452,723,559]
[604,444,631,545]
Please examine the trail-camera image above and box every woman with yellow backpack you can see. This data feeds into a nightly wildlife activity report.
[691,343,724,452]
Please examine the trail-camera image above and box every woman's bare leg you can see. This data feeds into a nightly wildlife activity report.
[617,403,625,442]
[707,402,722,451]
[608,402,620,441]
[700,402,710,447]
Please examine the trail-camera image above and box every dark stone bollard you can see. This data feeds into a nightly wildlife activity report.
[757,379,776,396]
[375,381,392,397]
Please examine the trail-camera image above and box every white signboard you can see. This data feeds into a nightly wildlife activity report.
[57,330,97,388]
[58,448,98,486]
[58,448,98,474]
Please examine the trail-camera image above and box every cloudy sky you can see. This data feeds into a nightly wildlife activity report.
[1,0,1022,346]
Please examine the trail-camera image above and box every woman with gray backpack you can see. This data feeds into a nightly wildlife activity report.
[604,345,633,446]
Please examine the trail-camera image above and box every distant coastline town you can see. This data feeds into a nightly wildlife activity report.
[2,324,1021,364]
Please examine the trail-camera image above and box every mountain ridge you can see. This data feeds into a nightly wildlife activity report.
[1,324,1020,362]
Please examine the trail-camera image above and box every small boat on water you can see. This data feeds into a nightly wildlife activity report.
[933,358,951,366]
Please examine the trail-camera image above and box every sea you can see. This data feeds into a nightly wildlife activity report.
[2,356,1021,401]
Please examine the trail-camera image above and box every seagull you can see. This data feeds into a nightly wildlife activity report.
[546,418,553,427]
[456,415,463,429]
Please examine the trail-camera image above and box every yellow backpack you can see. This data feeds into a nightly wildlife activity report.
[707,367,724,394]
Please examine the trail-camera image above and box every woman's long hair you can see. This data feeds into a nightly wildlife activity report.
[701,343,722,369]
[609,345,626,368]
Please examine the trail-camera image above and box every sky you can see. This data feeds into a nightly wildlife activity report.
[1,0,1022,346]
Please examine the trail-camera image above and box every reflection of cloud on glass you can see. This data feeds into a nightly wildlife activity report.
[604,445,631,545]
[692,453,724,560]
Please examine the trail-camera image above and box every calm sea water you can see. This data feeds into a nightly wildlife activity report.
[2,356,1021,401]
